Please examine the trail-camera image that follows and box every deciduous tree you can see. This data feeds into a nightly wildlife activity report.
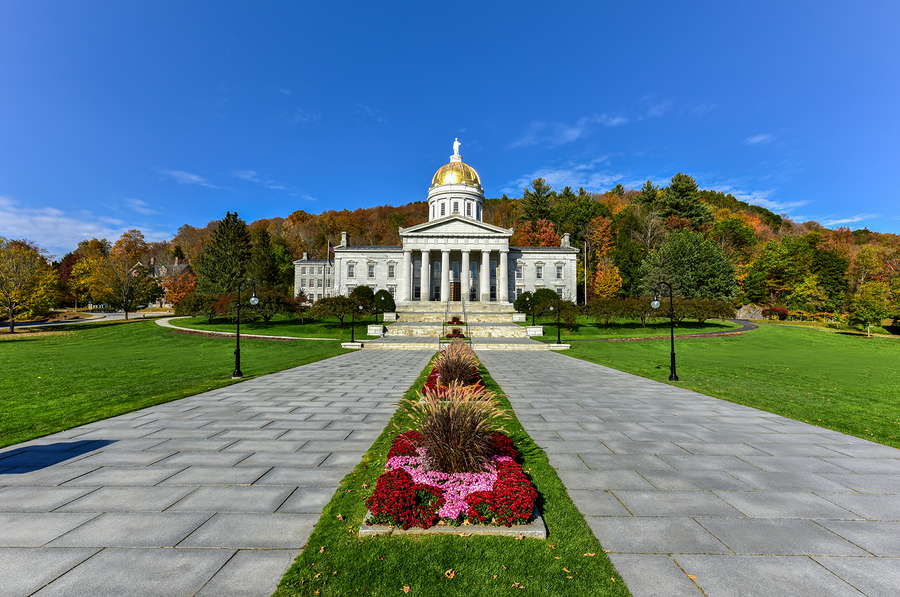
[0,238,58,332]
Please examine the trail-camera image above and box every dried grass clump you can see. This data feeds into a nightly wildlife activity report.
[407,382,510,474]
[433,339,479,386]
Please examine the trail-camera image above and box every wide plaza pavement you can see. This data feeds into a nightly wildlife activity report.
[0,349,432,597]
[3,346,899,596]
[479,351,900,597]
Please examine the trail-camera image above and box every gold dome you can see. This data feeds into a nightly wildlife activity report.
[431,160,481,188]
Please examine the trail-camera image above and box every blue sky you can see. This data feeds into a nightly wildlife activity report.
[1,1,898,258]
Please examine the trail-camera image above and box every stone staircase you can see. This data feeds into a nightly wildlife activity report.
[361,301,561,351]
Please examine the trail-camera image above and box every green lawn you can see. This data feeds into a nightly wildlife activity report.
[523,316,742,341]
[567,325,900,448]
[274,361,630,597]
[0,320,349,448]
[173,314,380,340]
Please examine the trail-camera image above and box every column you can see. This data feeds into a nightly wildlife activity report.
[481,250,490,302]
[401,249,412,302]
[440,249,450,302]
[461,250,470,301]
[499,249,509,302]
[420,250,430,301]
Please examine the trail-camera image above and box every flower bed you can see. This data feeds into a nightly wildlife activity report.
[365,430,538,529]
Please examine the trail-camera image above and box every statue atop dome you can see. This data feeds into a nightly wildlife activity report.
[453,138,461,156]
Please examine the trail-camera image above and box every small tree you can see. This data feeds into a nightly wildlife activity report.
[514,291,535,324]
[0,238,58,332]
[254,286,295,323]
[849,281,893,337]
[372,289,396,323]
[175,292,218,323]
[309,295,355,326]
[91,253,161,320]
[532,288,559,320]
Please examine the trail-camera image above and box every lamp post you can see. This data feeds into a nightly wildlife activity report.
[548,296,562,344]
[350,303,363,343]
[233,278,258,379]
[651,282,678,381]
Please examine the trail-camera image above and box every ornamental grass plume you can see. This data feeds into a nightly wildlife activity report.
[433,338,479,386]
[407,382,509,474]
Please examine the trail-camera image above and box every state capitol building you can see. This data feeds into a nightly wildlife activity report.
[294,140,579,305]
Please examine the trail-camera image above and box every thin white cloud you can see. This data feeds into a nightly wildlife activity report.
[126,198,160,215]
[821,213,880,226]
[691,102,717,116]
[278,88,291,95]
[352,104,387,129]
[646,100,672,118]
[161,169,219,189]
[509,114,628,149]
[711,183,810,213]
[745,133,774,145]
[277,108,320,125]
[229,169,296,193]
[0,195,170,259]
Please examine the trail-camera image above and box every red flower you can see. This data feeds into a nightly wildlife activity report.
[366,468,444,530]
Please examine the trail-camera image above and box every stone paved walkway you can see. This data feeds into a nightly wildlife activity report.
[478,350,900,597]
[0,350,432,597]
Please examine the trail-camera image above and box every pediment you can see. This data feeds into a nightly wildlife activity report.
[400,216,512,238]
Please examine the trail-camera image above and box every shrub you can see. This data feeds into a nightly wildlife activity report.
[761,306,788,320]
[365,468,444,530]
[406,383,509,474]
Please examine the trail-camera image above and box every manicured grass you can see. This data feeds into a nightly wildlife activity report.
[173,314,380,340]
[567,325,900,448]
[523,316,741,341]
[274,360,630,597]
[0,320,349,448]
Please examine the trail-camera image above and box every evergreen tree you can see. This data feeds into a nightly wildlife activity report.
[658,173,712,228]
[519,178,555,226]
[195,212,252,294]
[640,231,736,301]
[637,180,659,207]
[248,228,280,288]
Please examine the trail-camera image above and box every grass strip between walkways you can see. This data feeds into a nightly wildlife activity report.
[0,319,350,449]
[273,358,631,597]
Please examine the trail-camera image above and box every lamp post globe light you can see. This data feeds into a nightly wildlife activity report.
[350,303,363,343]
[233,278,258,379]
[548,296,562,344]
[651,281,678,381]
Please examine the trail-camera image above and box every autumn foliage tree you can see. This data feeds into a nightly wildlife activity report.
[0,238,59,332]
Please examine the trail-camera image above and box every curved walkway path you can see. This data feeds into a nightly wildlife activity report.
[155,316,340,341]
[563,319,759,344]
[0,350,432,597]
[478,350,900,597]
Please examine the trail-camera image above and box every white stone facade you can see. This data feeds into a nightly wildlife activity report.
[294,142,579,303]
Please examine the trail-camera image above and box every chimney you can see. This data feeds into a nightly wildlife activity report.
[302,252,308,260]
[340,231,349,247]
[561,233,570,247]
[174,256,179,266]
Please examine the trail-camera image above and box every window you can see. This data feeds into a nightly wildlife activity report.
[453,201,459,214]
[440,203,445,216]
[300,267,306,275]
[317,278,323,288]
[515,264,523,279]
[388,264,395,278]
[347,264,355,278]
[490,261,497,278]
[300,279,306,288]
[368,264,375,278]
[466,202,471,216]
[318,267,323,275]
[414,285,421,299]
[536,265,543,279]
[432,205,435,218]
[556,287,564,297]
[434,261,440,275]
[388,285,396,297]
[515,287,523,299]
[557,265,563,279]
[476,205,481,220]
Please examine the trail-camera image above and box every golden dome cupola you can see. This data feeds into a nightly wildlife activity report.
[427,139,485,222]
